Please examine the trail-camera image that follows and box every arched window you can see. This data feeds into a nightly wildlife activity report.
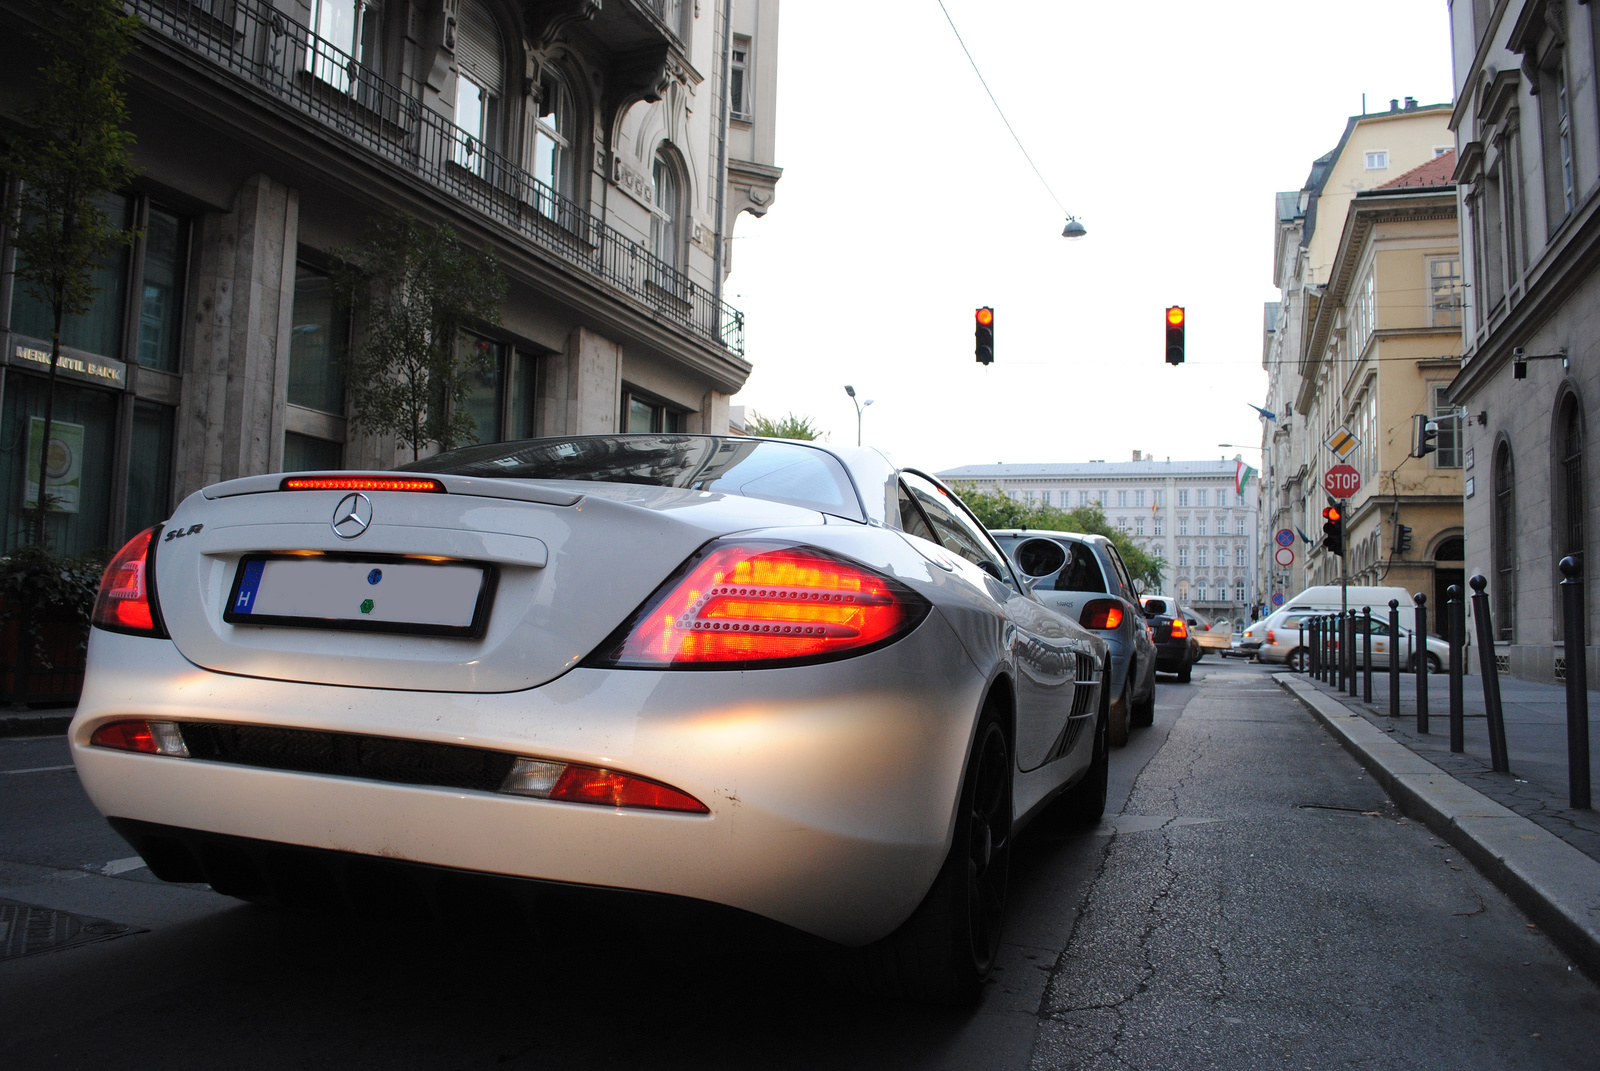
[529,65,575,212]
[454,0,504,174]
[651,149,682,281]
[1493,441,1515,641]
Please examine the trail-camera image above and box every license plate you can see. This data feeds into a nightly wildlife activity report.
[223,554,495,637]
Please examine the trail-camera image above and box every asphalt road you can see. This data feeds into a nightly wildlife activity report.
[2,659,1598,1069]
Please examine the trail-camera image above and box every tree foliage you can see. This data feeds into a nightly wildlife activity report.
[948,485,1166,591]
[2,0,141,546]
[744,410,823,440]
[333,211,506,460]
[0,545,104,668]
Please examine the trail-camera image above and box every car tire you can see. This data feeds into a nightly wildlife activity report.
[1107,674,1131,747]
[1130,666,1155,728]
[860,702,1012,1004]
[1288,648,1309,673]
[1412,652,1443,675]
[1053,687,1109,826]
[1176,661,1192,684]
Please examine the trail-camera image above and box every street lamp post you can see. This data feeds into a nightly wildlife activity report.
[844,385,873,446]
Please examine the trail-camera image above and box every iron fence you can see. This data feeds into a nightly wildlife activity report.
[127,0,744,356]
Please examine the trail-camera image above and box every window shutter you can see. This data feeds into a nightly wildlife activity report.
[455,0,503,92]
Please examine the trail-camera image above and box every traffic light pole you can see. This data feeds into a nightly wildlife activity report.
[1340,498,1348,673]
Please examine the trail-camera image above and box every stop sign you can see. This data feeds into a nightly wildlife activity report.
[1324,464,1361,497]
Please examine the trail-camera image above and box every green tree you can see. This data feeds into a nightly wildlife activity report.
[2,0,142,548]
[948,485,1165,591]
[744,410,823,440]
[334,211,506,460]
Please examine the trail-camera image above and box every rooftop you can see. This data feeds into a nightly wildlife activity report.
[939,460,1246,479]
[1376,149,1457,190]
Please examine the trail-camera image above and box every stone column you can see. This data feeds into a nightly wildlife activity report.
[538,326,622,435]
[176,174,298,497]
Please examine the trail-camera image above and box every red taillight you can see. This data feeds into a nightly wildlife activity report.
[1171,618,1188,639]
[1080,599,1125,631]
[92,528,165,637]
[589,541,929,669]
[501,756,707,813]
[90,719,188,756]
[1266,629,1277,645]
[280,476,444,493]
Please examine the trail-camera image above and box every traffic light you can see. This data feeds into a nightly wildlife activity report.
[1411,413,1438,457]
[1396,523,1413,555]
[975,307,994,365]
[1322,502,1345,556]
[1165,306,1186,365]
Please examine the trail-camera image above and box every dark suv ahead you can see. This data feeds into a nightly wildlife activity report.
[1140,594,1201,683]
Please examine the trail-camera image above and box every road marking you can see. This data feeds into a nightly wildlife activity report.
[1,764,75,775]
[100,858,148,876]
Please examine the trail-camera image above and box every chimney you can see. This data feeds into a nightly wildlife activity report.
[1389,98,1400,112]
[1132,449,1142,462]
[1404,96,1418,110]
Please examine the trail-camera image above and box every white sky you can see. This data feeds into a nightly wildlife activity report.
[722,0,1457,472]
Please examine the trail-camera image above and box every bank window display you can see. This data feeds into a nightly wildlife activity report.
[460,335,536,445]
[0,377,116,555]
[289,264,347,415]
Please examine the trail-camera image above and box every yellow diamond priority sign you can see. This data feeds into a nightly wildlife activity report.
[1325,425,1360,459]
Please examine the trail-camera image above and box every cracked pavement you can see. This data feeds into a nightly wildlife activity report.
[1031,661,1600,1070]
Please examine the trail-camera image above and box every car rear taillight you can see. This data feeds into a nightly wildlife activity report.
[1080,599,1124,630]
[91,528,167,637]
[1266,629,1277,645]
[1170,618,1188,639]
[501,758,707,813]
[90,719,189,756]
[587,540,930,669]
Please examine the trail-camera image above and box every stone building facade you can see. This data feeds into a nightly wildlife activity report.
[937,457,1262,625]
[0,0,780,558]
[1446,0,1600,685]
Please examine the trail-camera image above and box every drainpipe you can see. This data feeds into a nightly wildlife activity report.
[710,0,734,336]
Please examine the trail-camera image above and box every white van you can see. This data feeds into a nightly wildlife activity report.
[1280,585,1417,632]
[1258,585,1452,673]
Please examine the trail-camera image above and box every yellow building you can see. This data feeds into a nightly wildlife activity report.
[1299,151,1465,613]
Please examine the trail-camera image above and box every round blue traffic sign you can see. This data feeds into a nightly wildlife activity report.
[1275,529,1294,547]
[1272,592,1285,606]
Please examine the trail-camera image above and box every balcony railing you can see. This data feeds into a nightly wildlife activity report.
[128,0,744,356]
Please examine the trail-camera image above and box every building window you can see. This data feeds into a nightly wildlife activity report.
[289,264,347,416]
[1493,441,1516,641]
[1539,54,1576,226]
[1236,517,1246,536]
[1365,150,1388,170]
[730,37,751,121]
[1430,257,1463,327]
[1177,582,1189,601]
[1077,491,1089,506]
[306,0,382,95]
[1197,517,1207,537]
[284,431,343,472]
[10,193,133,360]
[0,377,117,556]
[1196,584,1208,602]
[1178,516,1189,536]
[529,67,576,213]
[1178,546,1189,568]
[1236,546,1246,568]
[1152,545,1163,559]
[1433,385,1462,469]
[1135,490,1146,507]
[1176,489,1188,507]
[1116,516,1128,531]
[651,149,683,280]
[1135,518,1145,536]
[1196,489,1208,507]
[1197,547,1208,569]
[1117,490,1128,507]
[452,0,504,175]
[460,335,538,444]
[622,389,687,433]
[1098,490,1108,506]
[1236,583,1246,603]
[1153,519,1163,536]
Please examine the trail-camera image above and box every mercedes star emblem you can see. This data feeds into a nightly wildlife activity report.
[331,492,373,539]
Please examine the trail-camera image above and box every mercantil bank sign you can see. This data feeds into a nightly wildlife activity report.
[7,339,127,389]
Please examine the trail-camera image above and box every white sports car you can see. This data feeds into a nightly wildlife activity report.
[72,434,1107,1001]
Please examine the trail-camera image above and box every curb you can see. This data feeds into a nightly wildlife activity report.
[0,710,73,737]
[1277,672,1600,981]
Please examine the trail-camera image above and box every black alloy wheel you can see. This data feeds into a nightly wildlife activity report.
[962,716,1012,978]
[1051,683,1109,826]
[1129,663,1155,727]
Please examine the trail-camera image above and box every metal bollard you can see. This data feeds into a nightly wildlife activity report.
[1363,605,1373,703]
[1318,614,1327,683]
[1389,599,1401,718]
[1346,611,1357,697]
[1332,613,1342,691]
[1469,575,1510,773]
[1310,615,1320,680]
[1559,556,1591,810]
[1448,585,1464,753]
[1414,593,1429,734]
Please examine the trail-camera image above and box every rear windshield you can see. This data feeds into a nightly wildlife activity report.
[402,435,864,521]
[1142,598,1170,616]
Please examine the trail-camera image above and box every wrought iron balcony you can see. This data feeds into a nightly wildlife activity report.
[127,0,744,356]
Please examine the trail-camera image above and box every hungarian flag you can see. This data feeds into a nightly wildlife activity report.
[1236,460,1257,496]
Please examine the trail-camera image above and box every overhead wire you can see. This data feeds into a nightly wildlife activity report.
[934,0,1070,216]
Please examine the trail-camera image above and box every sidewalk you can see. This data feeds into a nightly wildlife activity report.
[0,707,74,737]
[1279,667,1600,979]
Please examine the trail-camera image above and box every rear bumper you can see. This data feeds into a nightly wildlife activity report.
[71,620,985,946]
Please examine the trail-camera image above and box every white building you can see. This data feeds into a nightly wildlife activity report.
[937,456,1262,623]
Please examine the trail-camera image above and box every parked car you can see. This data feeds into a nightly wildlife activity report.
[72,434,1109,1004]
[1140,594,1201,682]
[1187,606,1232,657]
[990,530,1157,746]
[1226,619,1264,658]
[1256,608,1449,673]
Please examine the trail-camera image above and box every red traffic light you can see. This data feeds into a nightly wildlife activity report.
[1322,505,1341,524]
[975,307,994,326]
[1166,306,1185,327]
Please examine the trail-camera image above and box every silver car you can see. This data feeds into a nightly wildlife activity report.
[72,434,1108,1004]
[989,530,1157,747]
[1257,609,1449,672]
